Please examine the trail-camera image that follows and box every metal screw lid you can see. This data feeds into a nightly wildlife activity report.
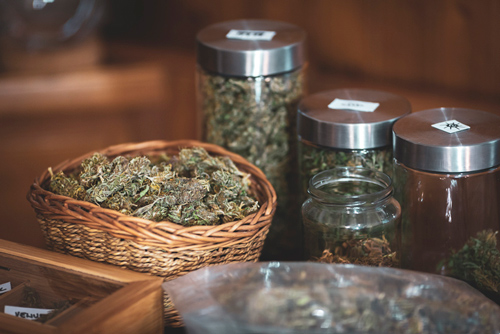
[393,107,500,173]
[196,19,306,77]
[297,88,411,149]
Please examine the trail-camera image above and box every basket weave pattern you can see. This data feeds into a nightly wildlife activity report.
[27,140,277,327]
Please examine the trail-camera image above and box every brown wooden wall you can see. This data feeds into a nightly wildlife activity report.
[142,0,500,98]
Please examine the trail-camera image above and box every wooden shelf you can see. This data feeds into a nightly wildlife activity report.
[0,62,166,116]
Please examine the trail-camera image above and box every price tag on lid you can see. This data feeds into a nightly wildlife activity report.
[431,120,470,134]
[328,98,380,112]
[226,29,276,41]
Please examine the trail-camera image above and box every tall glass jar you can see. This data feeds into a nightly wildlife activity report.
[393,108,500,275]
[196,19,307,260]
[302,167,401,267]
[297,89,410,202]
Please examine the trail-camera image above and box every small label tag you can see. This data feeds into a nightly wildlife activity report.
[226,29,276,41]
[4,306,54,320]
[0,282,11,294]
[328,98,380,112]
[431,120,470,133]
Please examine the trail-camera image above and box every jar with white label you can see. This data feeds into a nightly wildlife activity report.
[297,89,411,201]
[302,167,401,267]
[196,19,307,260]
[392,108,500,275]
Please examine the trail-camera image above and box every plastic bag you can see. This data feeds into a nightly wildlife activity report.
[162,262,500,334]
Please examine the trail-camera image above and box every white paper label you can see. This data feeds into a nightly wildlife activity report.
[4,306,54,320]
[226,29,276,41]
[328,98,380,112]
[431,120,470,134]
[0,282,11,294]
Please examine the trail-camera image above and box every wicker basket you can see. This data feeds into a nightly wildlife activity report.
[27,140,277,327]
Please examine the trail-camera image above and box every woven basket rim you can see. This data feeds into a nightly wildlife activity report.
[27,140,277,249]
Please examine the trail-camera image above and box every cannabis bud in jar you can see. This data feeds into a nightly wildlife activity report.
[196,19,307,260]
[302,167,401,268]
[316,236,398,267]
[297,88,411,202]
[198,69,304,194]
[441,229,500,303]
[393,108,500,274]
[48,147,259,226]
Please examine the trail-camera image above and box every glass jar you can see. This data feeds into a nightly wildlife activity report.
[0,0,106,51]
[393,108,500,274]
[196,19,307,260]
[297,89,410,202]
[302,167,401,267]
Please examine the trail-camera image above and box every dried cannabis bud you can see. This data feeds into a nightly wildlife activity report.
[199,69,304,191]
[299,141,393,200]
[20,286,72,323]
[442,230,500,300]
[316,236,399,267]
[48,168,86,200]
[20,286,43,309]
[213,264,500,333]
[48,147,259,226]
[304,221,400,268]
[199,68,305,260]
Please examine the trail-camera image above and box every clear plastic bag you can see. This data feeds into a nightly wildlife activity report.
[162,262,500,334]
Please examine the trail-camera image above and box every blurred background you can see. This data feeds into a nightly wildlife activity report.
[1,0,499,248]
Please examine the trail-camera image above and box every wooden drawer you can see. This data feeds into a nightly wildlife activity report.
[0,239,164,334]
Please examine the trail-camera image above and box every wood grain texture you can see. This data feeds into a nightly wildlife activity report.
[0,63,165,116]
[0,239,164,283]
[0,240,164,334]
[57,281,163,334]
[145,0,500,97]
[0,315,55,334]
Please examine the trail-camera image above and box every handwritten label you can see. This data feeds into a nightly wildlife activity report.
[0,282,11,294]
[431,120,470,134]
[226,29,276,41]
[4,306,54,320]
[328,98,380,112]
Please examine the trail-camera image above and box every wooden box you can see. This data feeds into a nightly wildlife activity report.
[0,239,164,334]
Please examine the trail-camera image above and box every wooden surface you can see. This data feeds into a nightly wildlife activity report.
[0,239,162,282]
[0,239,164,334]
[57,281,163,334]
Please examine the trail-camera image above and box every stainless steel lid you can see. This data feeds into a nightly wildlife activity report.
[393,108,500,173]
[196,19,306,77]
[297,88,411,149]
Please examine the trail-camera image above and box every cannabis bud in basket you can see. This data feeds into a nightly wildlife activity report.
[48,147,259,226]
